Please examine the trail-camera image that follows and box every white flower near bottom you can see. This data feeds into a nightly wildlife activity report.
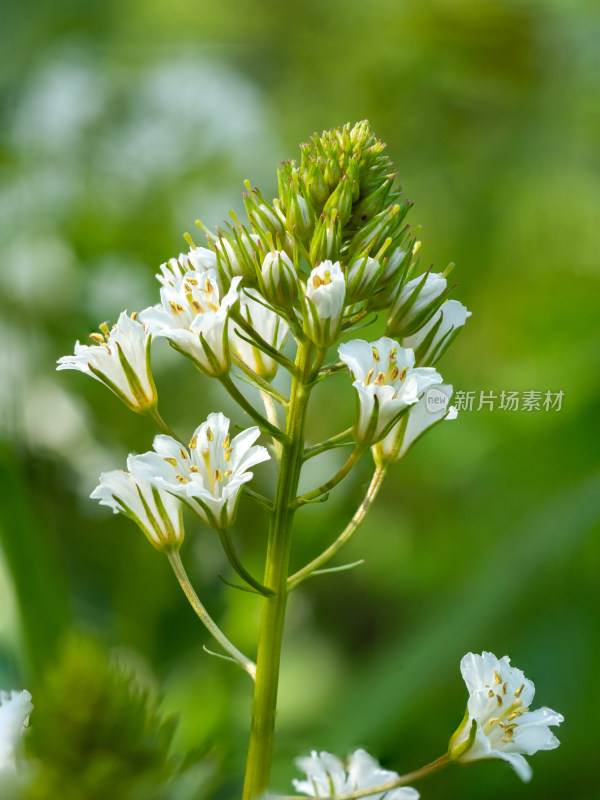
[293,749,419,800]
[338,337,443,443]
[374,384,456,462]
[450,651,563,782]
[132,412,270,529]
[57,312,156,412]
[91,458,184,551]
[0,690,33,774]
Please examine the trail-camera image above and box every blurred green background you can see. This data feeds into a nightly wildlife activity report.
[1,0,598,798]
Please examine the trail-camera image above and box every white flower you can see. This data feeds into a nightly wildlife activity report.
[304,260,346,345]
[156,248,217,287]
[375,384,456,462]
[403,300,471,366]
[132,412,270,529]
[0,690,33,774]
[292,748,419,800]
[139,270,241,376]
[450,651,563,782]
[231,289,288,379]
[91,457,184,551]
[57,311,156,411]
[338,337,443,443]
[388,271,447,334]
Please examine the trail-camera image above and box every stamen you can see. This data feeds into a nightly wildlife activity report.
[206,427,214,442]
[189,435,198,449]
[190,465,200,473]
[502,682,508,695]
[323,270,331,284]
[89,333,105,344]
[494,670,502,685]
[373,371,386,386]
[163,457,178,466]
[365,367,375,386]
[169,301,185,315]
[399,366,408,382]
[190,300,203,314]
[496,695,503,707]
[224,469,232,478]
[179,448,188,459]
[514,684,524,698]
[372,346,380,361]
[488,690,494,698]
[390,366,400,381]
[389,346,398,360]
[222,434,231,449]
[215,469,223,482]
[312,275,324,289]
[224,448,232,462]
[206,301,220,313]
[175,474,190,483]
[99,322,110,337]
[131,311,138,320]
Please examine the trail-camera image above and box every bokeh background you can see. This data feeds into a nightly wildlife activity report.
[1,0,598,798]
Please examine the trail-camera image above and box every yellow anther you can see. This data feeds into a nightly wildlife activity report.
[206,301,220,313]
[514,683,524,698]
[222,434,231,449]
[365,367,375,386]
[169,301,185,315]
[323,270,332,285]
[130,311,138,320]
[374,372,386,386]
[224,469,232,478]
[99,322,110,337]
[190,465,200,473]
[224,448,232,462]
[494,670,502,685]
[215,469,223,482]
[487,716,499,727]
[312,275,324,289]
[175,474,190,483]
[204,278,211,293]
[488,689,494,698]
[190,300,203,314]
[372,346,380,361]
[179,448,188,460]
[508,709,526,721]
[496,695,503,707]
[502,682,508,695]
[399,366,408,382]
[390,366,400,381]
[89,333,105,344]
[389,346,398,360]
[206,427,214,442]
[501,736,513,743]
[189,435,198,449]
[186,277,198,286]
[163,457,178,466]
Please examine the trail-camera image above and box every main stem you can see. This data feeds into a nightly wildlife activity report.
[242,341,314,799]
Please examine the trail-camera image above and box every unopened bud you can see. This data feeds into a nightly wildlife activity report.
[261,250,299,309]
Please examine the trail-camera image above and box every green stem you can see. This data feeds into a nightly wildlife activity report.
[288,465,386,590]
[242,341,314,799]
[217,528,274,596]
[293,444,365,507]
[220,374,289,443]
[276,753,450,800]
[167,551,256,680]
[146,406,179,439]
[303,427,354,461]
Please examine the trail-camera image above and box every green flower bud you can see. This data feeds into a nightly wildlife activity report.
[261,250,299,310]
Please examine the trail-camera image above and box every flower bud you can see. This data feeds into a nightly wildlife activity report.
[345,255,385,303]
[303,260,346,346]
[322,174,353,226]
[309,211,341,265]
[386,270,449,337]
[403,299,471,366]
[261,250,298,310]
